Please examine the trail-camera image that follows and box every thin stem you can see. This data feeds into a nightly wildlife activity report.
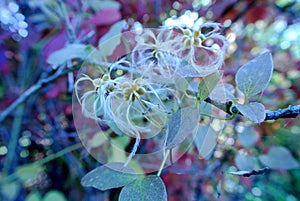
[67,60,74,93]
[244,95,249,104]
[58,0,76,43]
[157,149,170,176]
[204,97,300,121]
[1,143,82,183]
[169,148,173,164]
[124,134,140,167]
[34,143,82,166]
[200,112,235,120]
[137,100,164,129]
[0,65,80,123]
[3,105,24,174]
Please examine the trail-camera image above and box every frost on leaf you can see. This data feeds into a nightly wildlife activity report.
[235,52,273,97]
[197,71,222,103]
[165,106,199,149]
[194,126,217,159]
[236,102,265,123]
[119,175,167,201]
[259,146,299,170]
[47,44,91,69]
[81,162,137,191]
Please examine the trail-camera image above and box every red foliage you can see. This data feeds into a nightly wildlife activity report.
[84,9,121,26]
[245,5,269,23]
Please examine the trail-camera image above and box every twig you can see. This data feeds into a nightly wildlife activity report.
[204,97,236,115]
[265,105,300,120]
[1,59,299,123]
[229,167,270,177]
[2,71,299,123]
[1,143,82,184]
[58,0,76,43]
[204,97,300,121]
[0,65,80,123]
[58,0,79,93]
[212,0,258,38]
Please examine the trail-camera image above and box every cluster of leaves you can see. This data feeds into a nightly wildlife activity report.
[1,0,300,201]
[71,17,298,200]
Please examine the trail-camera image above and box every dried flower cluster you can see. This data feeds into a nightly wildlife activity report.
[74,23,227,166]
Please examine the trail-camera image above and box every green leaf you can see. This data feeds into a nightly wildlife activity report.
[47,44,91,69]
[108,136,131,163]
[238,127,256,147]
[235,51,274,97]
[235,154,259,170]
[197,71,222,102]
[259,146,299,170]
[236,102,265,123]
[174,75,190,93]
[127,159,145,175]
[111,136,131,149]
[0,181,20,200]
[90,132,107,148]
[194,126,217,159]
[119,175,167,201]
[15,164,43,182]
[42,190,67,201]
[0,84,4,99]
[99,20,126,58]
[81,162,137,191]
[166,106,199,149]
[25,191,42,201]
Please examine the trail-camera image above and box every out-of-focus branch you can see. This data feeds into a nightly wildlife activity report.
[58,0,76,43]
[229,167,270,177]
[0,65,80,123]
[204,97,300,121]
[0,60,125,123]
[217,0,257,33]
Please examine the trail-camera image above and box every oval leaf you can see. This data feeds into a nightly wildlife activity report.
[99,20,126,58]
[194,126,217,159]
[238,127,256,147]
[47,44,90,69]
[166,106,199,149]
[42,190,67,201]
[236,102,265,123]
[235,154,258,170]
[119,175,167,201]
[210,83,236,101]
[81,162,137,191]
[0,181,20,200]
[25,192,42,201]
[235,52,273,97]
[259,146,299,170]
[197,71,222,102]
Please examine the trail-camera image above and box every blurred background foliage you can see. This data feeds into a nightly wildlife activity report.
[0,0,300,200]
